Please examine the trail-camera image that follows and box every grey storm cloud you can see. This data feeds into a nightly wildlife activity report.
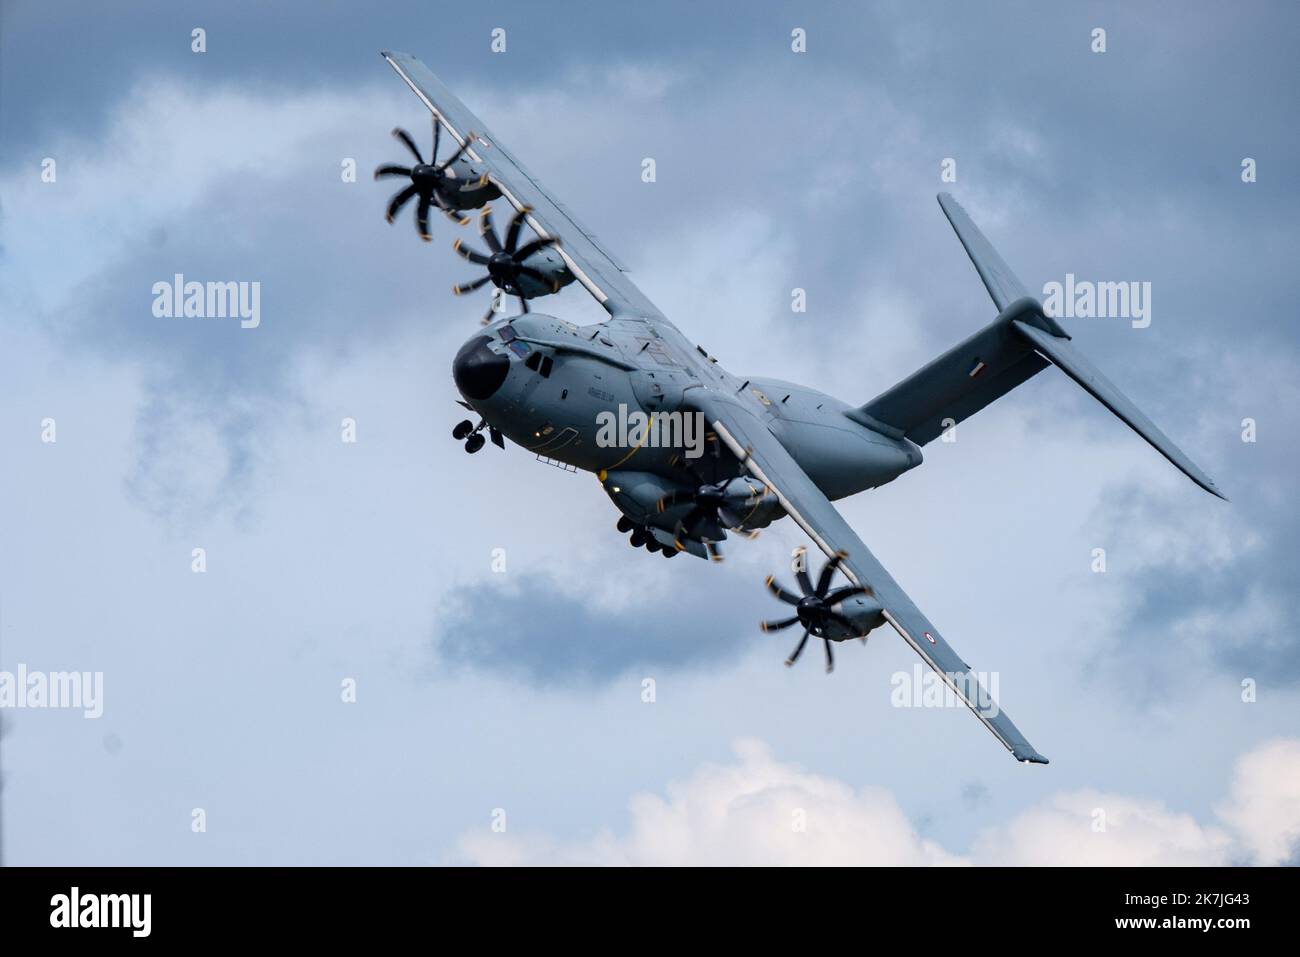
[434,567,770,685]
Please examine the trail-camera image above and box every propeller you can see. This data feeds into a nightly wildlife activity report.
[655,482,731,562]
[654,456,763,562]
[760,549,870,673]
[375,123,478,241]
[453,206,561,324]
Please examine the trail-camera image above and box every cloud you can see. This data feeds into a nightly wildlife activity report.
[973,792,1234,866]
[433,565,772,686]
[456,736,1300,866]
[456,738,962,866]
[1215,738,1300,866]
[1079,346,1300,689]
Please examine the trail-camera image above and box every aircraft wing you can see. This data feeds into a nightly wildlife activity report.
[381,51,665,322]
[693,391,1049,765]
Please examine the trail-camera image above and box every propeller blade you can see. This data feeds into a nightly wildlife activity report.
[416,194,432,241]
[439,134,475,170]
[385,184,418,223]
[679,505,708,536]
[786,629,810,666]
[823,585,870,605]
[452,238,491,265]
[453,276,492,295]
[480,304,497,325]
[504,207,530,253]
[442,207,471,226]
[513,236,558,261]
[761,616,801,633]
[374,164,411,180]
[815,551,848,597]
[391,127,424,164]
[823,639,834,674]
[765,576,802,606]
[432,119,442,162]
[479,209,503,254]
[795,565,815,598]
[718,506,743,529]
[518,295,529,314]
[655,490,698,512]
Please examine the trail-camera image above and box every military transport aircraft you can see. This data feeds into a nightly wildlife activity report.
[377,51,1225,764]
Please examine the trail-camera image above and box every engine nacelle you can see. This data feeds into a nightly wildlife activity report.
[515,245,573,300]
[714,476,785,532]
[600,470,680,526]
[440,153,500,211]
[826,593,887,641]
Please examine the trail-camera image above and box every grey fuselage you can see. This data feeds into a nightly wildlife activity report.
[453,312,923,524]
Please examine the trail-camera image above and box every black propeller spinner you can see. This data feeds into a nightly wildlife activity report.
[452,206,560,324]
[761,551,869,673]
[375,124,477,241]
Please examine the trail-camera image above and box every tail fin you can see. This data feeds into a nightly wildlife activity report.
[936,192,1033,313]
[849,193,1226,500]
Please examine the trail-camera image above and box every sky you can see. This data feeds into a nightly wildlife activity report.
[1,1,1298,865]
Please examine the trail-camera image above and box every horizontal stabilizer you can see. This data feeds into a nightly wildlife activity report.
[1013,319,1227,500]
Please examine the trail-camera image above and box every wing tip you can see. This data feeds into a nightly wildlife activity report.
[1187,467,1229,501]
[1014,747,1050,765]
[1202,479,1230,502]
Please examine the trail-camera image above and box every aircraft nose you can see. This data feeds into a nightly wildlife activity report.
[453,335,510,401]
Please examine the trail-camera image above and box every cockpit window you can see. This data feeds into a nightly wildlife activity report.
[498,324,518,343]
[523,351,554,377]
